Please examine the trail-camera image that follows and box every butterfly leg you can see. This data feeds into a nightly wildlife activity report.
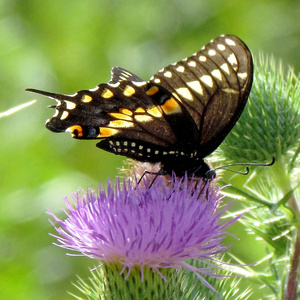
[138,170,161,188]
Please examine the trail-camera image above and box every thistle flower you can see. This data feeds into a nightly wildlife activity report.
[49,175,242,297]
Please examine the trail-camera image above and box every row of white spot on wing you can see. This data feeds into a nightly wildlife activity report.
[223,38,239,73]
[108,81,121,88]
[162,55,203,99]
[204,38,238,76]
[162,66,186,79]
[149,74,161,84]
[150,36,247,103]
[203,40,232,85]
[227,53,238,71]
[132,81,147,86]
[225,37,249,80]
[199,37,248,90]
[108,140,198,159]
[89,86,100,92]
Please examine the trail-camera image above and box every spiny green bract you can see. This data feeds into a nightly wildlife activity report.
[219,56,300,164]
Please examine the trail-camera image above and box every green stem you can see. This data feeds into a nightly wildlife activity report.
[284,231,300,300]
[271,157,300,216]
[288,194,300,219]
[272,158,300,299]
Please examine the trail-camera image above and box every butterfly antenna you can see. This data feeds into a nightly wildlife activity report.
[214,157,275,174]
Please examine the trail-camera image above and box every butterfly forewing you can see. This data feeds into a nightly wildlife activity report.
[150,35,253,156]
[27,34,253,177]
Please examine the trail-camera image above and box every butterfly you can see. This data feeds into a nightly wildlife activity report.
[27,35,253,179]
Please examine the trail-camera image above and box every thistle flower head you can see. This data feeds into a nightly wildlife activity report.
[49,175,241,289]
[219,56,300,164]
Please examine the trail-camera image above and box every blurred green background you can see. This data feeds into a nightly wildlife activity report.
[1,0,300,299]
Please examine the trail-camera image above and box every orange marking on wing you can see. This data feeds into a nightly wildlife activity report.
[98,127,119,137]
[101,88,114,99]
[66,125,83,138]
[146,86,159,95]
[160,98,181,114]
[119,108,133,116]
[135,107,146,113]
[82,95,93,103]
[108,112,133,121]
[123,85,136,97]
[147,106,163,117]
[108,120,134,128]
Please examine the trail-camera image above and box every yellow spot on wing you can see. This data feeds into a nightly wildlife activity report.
[187,81,203,95]
[208,49,216,56]
[176,87,194,101]
[146,86,159,96]
[65,101,76,109]
[227,53,238,66]
[238,72,248,79]
[217,44,226,51]
[135,107,145,113]
[147,106,162,117]
[66,125,83,138]
[119,108,133,116]
[225,38,236,46]
[123,85,136,97]
[211,69,222,81]
[82,95,93,103]
[134,114,153,122]
[108,120,134,128]
[200,75,213,87]
[161,98,181,114]
[220,63,230,74]
[101,88,114,99]
[108,112,133,121]
[60,111,69,120]
[98,127,119,137]
[199,55,207,62]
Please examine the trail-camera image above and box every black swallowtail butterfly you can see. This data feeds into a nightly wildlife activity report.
[27,35,253,178]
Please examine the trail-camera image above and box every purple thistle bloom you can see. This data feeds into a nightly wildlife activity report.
[49,175,242,290]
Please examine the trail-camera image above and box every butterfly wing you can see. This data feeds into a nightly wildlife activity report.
[27,35,253,174]
[27,67,199,163]
[150,35,253,157]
